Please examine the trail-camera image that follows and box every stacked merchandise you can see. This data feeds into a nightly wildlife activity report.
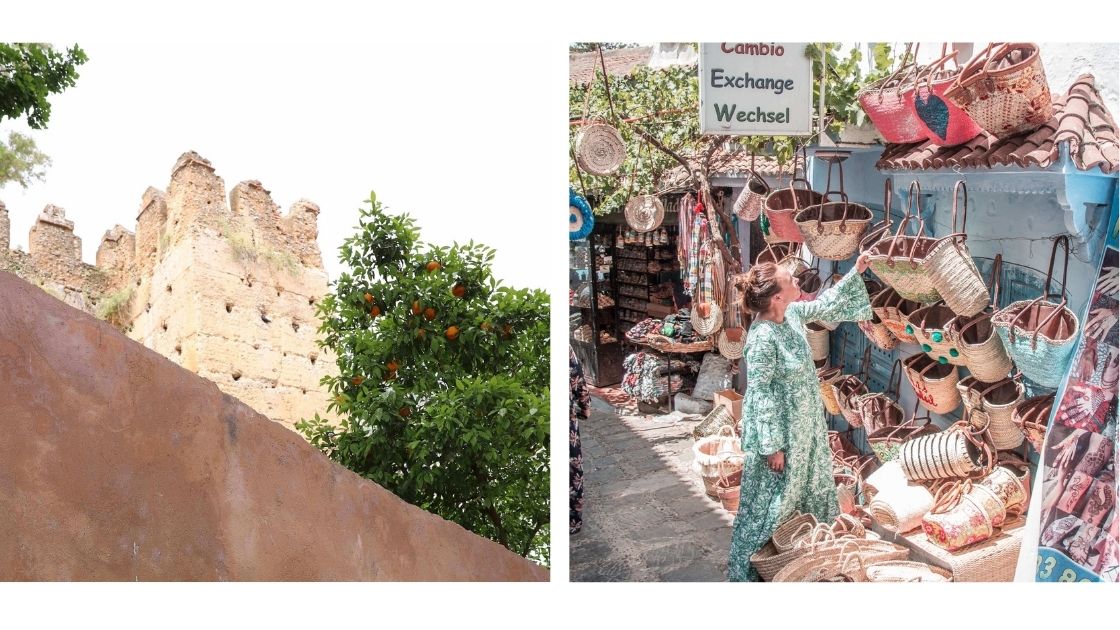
[620,352,700,403]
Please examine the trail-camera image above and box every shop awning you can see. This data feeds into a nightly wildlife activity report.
[876,74,1118,174]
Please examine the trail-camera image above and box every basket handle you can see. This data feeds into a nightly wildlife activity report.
[881,177,893,231]
[747,151,771,195]
[821,158,846,201]
[955,255,1000,337]
[957,42,1001,87]
[858,345,872,382]
[1043,235,1070,302]
[887,358,903,398]
[951,180,969,235]
[915,48,960,93]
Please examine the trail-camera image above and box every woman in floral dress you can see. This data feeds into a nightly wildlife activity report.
[728,255,873,581]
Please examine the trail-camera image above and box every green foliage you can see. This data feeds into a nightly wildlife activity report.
[96,285,133,325]
[218,221,300,277]
[569,43,895,213]
[0,43,88,129]
[297,192,550,565]
[570,43,639,53]
[0,131,50,188]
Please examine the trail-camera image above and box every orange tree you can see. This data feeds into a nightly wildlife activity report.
[296,192,550,564]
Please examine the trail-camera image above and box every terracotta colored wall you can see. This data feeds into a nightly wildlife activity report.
[0,272,548,581]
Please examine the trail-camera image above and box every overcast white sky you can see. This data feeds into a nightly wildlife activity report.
[0,44,563,290]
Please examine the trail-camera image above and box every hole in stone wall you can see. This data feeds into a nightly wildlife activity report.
[309,352,318,366]
[291,321,300,333]
[259,307,271,324]
[232,369,242,381]
[166,284,172,293]
[308,296,315,306]
[175,343,182,355]
[301,389,307,395]
[161,319,168,332]
[253,343,260,350]
[136,278,142,287]
[225,300,233,313]
[283,351,288,357]
[146,303,151,313]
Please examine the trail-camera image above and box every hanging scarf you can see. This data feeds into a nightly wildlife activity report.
[685,203,709,297]
[677,193,695,270]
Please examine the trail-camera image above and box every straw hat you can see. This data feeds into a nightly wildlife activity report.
[624,195,665,233]
[569,187,594,241]
[575,122,626,175]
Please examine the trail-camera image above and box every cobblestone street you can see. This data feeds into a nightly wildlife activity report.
[570,397,734,582]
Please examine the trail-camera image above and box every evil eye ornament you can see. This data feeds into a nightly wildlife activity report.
[932,331,944,343]
[922,344,933,352]
[949,348,959,358]
[938,356,949,365]
[905,325,914,335]
[570,187,594,241]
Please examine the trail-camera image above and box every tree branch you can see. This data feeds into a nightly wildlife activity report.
[631,125,694,183]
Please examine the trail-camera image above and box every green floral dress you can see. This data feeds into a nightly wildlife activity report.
[728,268,872,581]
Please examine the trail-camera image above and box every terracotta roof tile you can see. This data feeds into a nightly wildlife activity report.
[570,47,654,86]
[877,74,1118,174]
[659,144,786,188]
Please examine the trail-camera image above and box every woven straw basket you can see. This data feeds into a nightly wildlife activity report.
[872,287,921,344]
[948,255,1013,383]
[944,43,1054,140]
[624,195,665,233]
[806,322,830,362]
[867,407,939,467]
[1013,393,1055,452]
[575,122,626,175]
[771,512,818,552]
[733,167,770,221]
[833,375,869,428]
[907,302,968,366]
[868,481,935,533]
[899,422,990,481]
[857,58,926,144]
[691,404,735,441]
[693,425,742,497]
[965,377,1026,450]
[818,366,844,415]
[865,561,953,582]
[692,302,723,337]
[866,184,941,304]
[764,174,822,244]
[715,456,744,513]
[903,352,961,414]
[923,182,990,317]
[992,236,1079,388]
[772,538,910,582]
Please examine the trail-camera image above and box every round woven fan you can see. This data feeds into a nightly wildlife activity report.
[575,122,626,175]
[625,195,665,233]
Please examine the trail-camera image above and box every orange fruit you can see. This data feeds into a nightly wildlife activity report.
[416,329,426,339]
[400,407,412,418]
[411,301,421,316]
[423,307,436,321]
[452,284,466,298]
[370,306,381,317]
[350,375,365,386]
[481,321,492,332]
[502,324,512,336]
[363,292,373,303]
[445,326,460,341]
[387,360,399,372]
[425,261,441,272]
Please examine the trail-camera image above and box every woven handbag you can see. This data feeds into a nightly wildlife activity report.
[857,45,927,144]
[903,352,961,414]
[967,375,1026,450]
[907,301,967,366]
[693,425,743,497]
[818,366,844,415]
[718,283,748,360]
[772,538,910,582]
[868,400,939,464]
[853,359,906,434]
[944,43,1054,140]
[1012,392,1055,453]
[715,455,745,514]
[796,259,824,300]
[948,254,1014,383]
[805,322,830,363]
[899,419,993,481]
[857,278,898,351]
[691,403,736,441]
[795,160,872,261]
[732,154,770,221]
[574,121,626,175]
[992,236,1080,388]
[923,181,990,316]
[771,512,819,552]
[763,148,821,244]
[911,49,984,147]
[922,455,1025,552]
[866,183,941,304]
[871,286,921,344]
[860,179,895,257]
[833,347,872,427]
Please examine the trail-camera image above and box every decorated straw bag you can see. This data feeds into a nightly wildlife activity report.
[911,48,984,147]
[715,455,745,514]
[852,359,906,434]
[763,148,822,243]
[898,418,994,482]
[574,120,626,176]
[907,301,967,366]
[923,181,990,316]
[756,242,809,278]
[732,152,770,221]
[836,472,860,515]
[856,44,926,144]
[832,347,872,427]
[992,236,1080,388]
[948,254,1014,383]
[693,425,743,497]
[865,183,941,304]
[964,374,1026,451]
[944,43,1054,140]
[794,160,873,261]
[860,179,895,257]
[1013,392,1056,452]
[871,286,921,344]
[867,400,939,464]
[922,455,1028,552]
[903,352,961,414]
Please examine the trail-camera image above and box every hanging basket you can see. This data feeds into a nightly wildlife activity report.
[1013,393,1055,453]
[818,366,844,415]
[806,322,830,362]
[944,43,1054,140]
[911,50,984,147]
[763,153,821,244]
[733,167,770,221]
[795,160,872,261]
[857,59,927,144]
[907,302,968,366]
[865,183,941,304]
[903,352,961,414]
[871,287,921,344]
[574,121,626,175]
[923,181,990,317]
[992,236,1080,388]
[968,377,1026,450]
[947,255,1013,383]
[867,403,939,465]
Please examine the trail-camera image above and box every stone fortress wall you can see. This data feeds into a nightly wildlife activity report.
[0,151,337,431]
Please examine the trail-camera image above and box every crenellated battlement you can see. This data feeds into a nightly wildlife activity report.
[0,151,335,433]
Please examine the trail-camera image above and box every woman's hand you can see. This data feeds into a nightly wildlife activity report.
[855,253,870,274]
[767,451,785,473]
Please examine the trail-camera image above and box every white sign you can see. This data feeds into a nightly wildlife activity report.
[699,42,814,136]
